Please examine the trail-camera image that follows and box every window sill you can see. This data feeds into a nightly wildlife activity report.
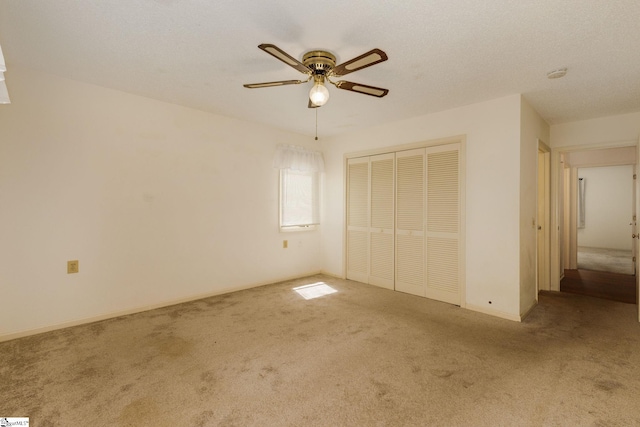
[280,225,318,232]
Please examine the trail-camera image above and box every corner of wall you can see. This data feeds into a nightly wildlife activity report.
[519,97,550,315]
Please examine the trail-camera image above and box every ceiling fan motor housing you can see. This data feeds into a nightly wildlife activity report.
[303,50,336,75]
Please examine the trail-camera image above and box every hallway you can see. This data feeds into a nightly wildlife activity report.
[577,246,634,275]
[561,269,636,304]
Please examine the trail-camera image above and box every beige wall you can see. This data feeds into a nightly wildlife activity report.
[0,67,322,339]
[565,147,636,167]
[0,64,584,335]
[551,112,640,148]
[320,94,524,320]
[519,97,550,316]
[577,166,634,250]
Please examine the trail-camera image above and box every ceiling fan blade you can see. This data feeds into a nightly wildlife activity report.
[331,48,388,77]
[335,81,389,98]
[258,44,310,75]
[244,79,305,89]
[308,99,320,108]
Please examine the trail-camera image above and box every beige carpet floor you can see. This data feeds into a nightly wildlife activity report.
[578,246,634,275]
[2,274,640,426]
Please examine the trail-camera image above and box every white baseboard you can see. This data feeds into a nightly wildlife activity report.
[520,300,538,321]
[465,304,522,322]
[319,269,345,279]
[0,271,322,343]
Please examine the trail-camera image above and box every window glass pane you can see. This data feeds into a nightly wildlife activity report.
[281,169,319,228]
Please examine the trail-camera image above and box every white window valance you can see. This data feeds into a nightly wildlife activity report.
[273,144,325,172]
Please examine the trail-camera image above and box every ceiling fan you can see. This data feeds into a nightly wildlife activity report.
[243,44,389,108]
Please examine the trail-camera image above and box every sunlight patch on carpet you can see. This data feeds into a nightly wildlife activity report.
[293,282,338,300]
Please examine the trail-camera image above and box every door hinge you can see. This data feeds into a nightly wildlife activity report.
[634,257,637,262]
[634,174,637,180]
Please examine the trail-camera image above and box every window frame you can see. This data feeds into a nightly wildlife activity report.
[279,169,320,232]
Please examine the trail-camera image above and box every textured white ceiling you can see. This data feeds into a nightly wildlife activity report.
[1,0,639,137]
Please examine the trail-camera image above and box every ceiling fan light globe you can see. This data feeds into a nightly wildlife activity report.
[309,83,329,106]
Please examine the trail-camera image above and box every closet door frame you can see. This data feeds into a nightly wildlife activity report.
[343,135,466,308]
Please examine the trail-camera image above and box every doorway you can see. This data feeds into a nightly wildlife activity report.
[558,146,637,304]
[576,165,635,275]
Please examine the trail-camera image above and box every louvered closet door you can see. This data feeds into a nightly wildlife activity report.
[347,157,370,283]
[425,143,461,305]
[369,153,395,289]
[395,149,426,296]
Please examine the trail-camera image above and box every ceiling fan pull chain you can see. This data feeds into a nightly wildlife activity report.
[315,108,319,140]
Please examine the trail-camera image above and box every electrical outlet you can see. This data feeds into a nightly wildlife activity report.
[67,260,79,274]
[283,240,288,249]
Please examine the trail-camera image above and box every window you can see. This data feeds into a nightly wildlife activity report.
[273,144,324,231]
[280,169,320,230]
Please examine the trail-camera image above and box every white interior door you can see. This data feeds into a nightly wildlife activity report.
[425,144,461,305]
[637,138,640,321]
[537,146,551,292]
[632,170,637,276]
[346,157,370,283]
[369,153,395,289]
[537,150,546,293]
[346,139,465,304]
[395,148,426,296]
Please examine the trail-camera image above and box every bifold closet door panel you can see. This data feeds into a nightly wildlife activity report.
[425,144,461,305]
[395,148,426,296]
[369,153,395,289]
[346,157,370,283]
